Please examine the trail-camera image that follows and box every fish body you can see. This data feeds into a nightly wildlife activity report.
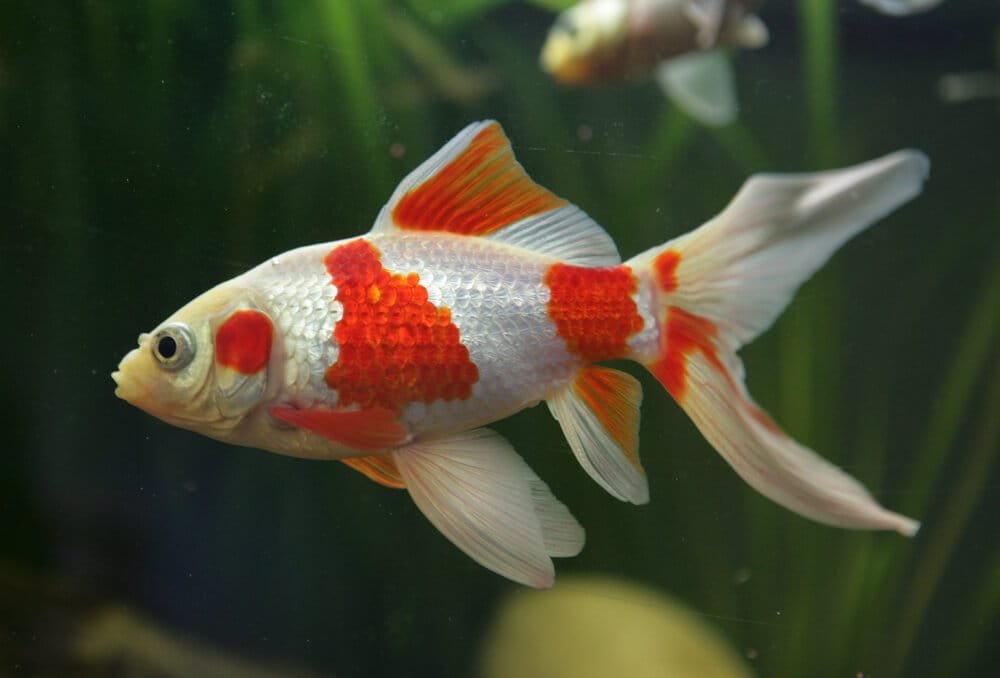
[148,232,634,456]
[540,0,767,125]
[115,121,927,587]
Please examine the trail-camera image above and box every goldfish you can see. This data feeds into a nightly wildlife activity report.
[539,0,769,126]
[114,121,927,588]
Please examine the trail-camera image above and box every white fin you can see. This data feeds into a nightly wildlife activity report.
[684,0,726,48]
[393,428,584,588]
[654,150,931,350]
[371,120,620,266]
[671,350,920,535]
[656,51,737,128]
[485,205,621,266]
[547,366,648,504]
[629,150,929,535]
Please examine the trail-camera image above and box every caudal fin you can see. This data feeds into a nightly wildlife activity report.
[628,150,929,535]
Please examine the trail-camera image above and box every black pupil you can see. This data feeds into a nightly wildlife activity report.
[158,335,178,359]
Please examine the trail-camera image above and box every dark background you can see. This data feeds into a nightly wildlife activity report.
[2,1,999,676]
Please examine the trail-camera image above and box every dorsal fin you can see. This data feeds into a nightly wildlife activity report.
[372,121,620,266]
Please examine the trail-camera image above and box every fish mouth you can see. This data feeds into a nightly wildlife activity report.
[112,348,148,405]
[111,368,134,401]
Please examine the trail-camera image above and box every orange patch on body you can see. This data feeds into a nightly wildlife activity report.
[545,263,644,362]
[391,123,566,236]
[323,239,479,409]
[215,310,273,374]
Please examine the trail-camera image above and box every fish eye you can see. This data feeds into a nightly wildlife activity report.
[150,323,196,371]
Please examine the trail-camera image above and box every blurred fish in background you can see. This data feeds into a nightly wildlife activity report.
[858,0,944,16]
[539,0,769,126]
[937,69,1000,103]
[937,26,999,105]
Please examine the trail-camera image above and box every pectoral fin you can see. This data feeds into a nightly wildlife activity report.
[393,428,584,588]
[270,405,410,451]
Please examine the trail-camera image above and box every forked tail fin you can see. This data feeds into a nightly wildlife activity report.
[628,150,929,535]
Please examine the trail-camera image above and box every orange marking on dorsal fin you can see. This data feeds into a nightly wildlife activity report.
[391,122,567,236]
[341,455,406,489]
[270,405,409,452]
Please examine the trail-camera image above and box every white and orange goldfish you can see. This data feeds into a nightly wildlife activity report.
[540,0,768,126]
[114,121,927,587]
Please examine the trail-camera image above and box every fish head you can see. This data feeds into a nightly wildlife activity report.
[540,0,630,84]
[113,281,276,440]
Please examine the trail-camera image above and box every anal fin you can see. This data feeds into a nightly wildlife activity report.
[392,428,584,588]
[341,455,406,488]
[547,366,648,505]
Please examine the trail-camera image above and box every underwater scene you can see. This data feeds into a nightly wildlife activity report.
[2,0,999,676]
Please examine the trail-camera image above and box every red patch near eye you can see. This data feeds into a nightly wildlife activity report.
[323,239,479,409]
[545,263,644,362]
[215,310,273,374]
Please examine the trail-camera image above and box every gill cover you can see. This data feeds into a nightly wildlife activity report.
[213,308,274,418]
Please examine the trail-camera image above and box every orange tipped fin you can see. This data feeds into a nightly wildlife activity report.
[546,366,647,504]
[270,406,409,452]
[373,121,620,266]
[341,455,406,489]
[379,120,566,236]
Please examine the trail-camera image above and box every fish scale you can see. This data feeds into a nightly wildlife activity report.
[373,233,579,435]
[259,248,342,406]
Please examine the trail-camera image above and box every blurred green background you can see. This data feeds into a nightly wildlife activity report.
[2,0,999,676]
